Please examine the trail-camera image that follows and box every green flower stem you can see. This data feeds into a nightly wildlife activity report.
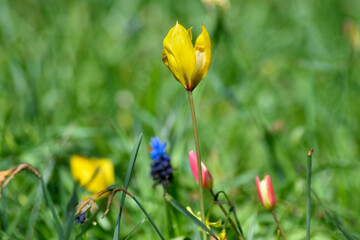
[306,149,314,240]
[271,210,286,240]
[210,190,244,240]
[188,90,206,240]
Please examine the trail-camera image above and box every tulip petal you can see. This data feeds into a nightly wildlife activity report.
[265,175,276,207]
[188,150,213,190]
[163,22,196,90]
[255,176,264,206]
[189,151,200,184]
[192,25,211,88]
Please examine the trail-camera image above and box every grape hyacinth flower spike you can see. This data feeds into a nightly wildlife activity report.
[150,137,173,190]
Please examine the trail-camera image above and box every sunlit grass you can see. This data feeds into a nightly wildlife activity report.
[1,0,360,239]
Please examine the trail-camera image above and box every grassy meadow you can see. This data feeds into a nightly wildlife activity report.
[1,0,360,239]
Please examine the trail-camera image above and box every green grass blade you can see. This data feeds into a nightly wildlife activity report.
[6,189,37,236]
[63,183,78,240]
[123,216,147,240]
[131,196,165,240]
[113,133,143,240]
[40,177,64,240]
[164,193,218,240]
[306,149,313,240]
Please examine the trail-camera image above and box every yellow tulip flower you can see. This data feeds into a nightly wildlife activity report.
[70,155,114,195]
[162,22,211,91]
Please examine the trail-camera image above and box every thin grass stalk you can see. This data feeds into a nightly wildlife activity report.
[113,133,143,240]
[188,91,206,240]
[123,217,147,240]
[96,186,165,240]
[132,196,165,240]
[306,149,314,240]
[271,210,286,240]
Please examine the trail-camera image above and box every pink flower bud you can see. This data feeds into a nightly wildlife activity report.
[188,150,213,190]
[256,175,276,210]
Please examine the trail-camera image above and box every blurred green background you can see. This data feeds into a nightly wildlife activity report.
[1,0,360,239]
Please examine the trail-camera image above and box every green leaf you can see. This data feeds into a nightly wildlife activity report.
[113,133,143,240]
[164,193,218,240]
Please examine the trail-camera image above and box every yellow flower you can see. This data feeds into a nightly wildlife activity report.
[219,229,227,240]
[70,155,114,195]
[162,22,211,91]
[186,206,223,229]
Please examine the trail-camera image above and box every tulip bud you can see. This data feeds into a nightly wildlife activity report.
[188,150,213,190]
[256,175,276,210]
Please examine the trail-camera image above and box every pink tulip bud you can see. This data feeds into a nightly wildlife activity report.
[256,175,276,210]
[188,151,213,190]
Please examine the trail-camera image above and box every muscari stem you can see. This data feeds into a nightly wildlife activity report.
[188,91,206,240]
[306,149,313,240]
[210,190,244,240]
[271,210,286,240]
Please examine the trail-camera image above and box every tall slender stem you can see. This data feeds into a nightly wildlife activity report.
[306,149,313,240]
[188,91,206,240]
[271,210,286,240]
[210,190,244,240]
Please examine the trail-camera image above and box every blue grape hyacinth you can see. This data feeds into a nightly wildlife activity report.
[150,137,173,189]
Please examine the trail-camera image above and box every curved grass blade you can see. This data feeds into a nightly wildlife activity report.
[124,216,147,240]
[40,177,64,239]
[104,185,165,240]
[164,193,218,240]
[132,196,165,240]
[113,133,143,240]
